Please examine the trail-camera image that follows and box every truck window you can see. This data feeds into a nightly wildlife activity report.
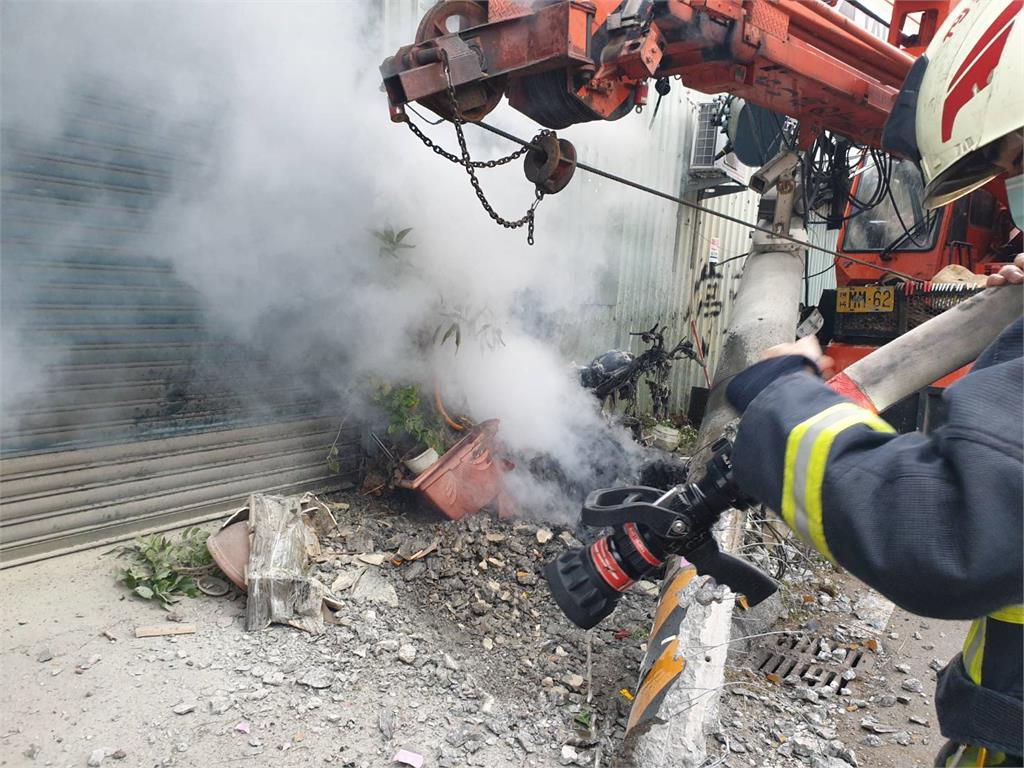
[842,160,941,252]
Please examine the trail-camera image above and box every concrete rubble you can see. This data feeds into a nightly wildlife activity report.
[702,533,963,768]
[1,490,665,767]
[0,488,963,767]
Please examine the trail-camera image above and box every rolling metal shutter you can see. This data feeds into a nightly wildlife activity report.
[0,83,359,566]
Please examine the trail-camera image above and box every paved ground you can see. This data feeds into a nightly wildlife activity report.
[1,543,247,768]
[834,603,964,768]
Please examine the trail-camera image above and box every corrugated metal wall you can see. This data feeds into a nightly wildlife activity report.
[0,80,360,566]
[521,94,765,418]
[547,93,763,417]
[675,189,761,408]
[555,89,702,359]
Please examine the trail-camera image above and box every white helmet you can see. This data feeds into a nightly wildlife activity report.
[884,0,1023,220]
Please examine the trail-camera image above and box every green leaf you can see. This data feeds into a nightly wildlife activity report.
[134,585,154,600]
[395,227,413,243]
[441,323,458,346]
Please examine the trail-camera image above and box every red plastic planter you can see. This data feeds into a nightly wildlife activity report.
[207,517,250,590]
[401,419,511,520]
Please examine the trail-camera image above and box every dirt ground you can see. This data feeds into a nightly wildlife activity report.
[0,491,659,768]
[0,490,967,768]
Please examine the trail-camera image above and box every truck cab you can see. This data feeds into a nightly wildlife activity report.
[820,158,1017,429]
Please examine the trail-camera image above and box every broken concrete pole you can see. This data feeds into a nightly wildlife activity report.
[632,221,807,767]
[245,493,329,635]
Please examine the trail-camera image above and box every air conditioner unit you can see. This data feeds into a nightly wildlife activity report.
[689,101,755,187]
[690,102,725,175]
[718,150,754,187]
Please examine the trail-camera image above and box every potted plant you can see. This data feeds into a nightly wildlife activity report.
[359,226,513,520]
[375,382,450,475]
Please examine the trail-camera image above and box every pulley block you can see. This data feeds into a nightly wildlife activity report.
[523,132,577,195]
[413,0,504,122]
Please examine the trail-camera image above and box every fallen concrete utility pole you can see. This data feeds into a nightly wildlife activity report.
[631,171,808,765]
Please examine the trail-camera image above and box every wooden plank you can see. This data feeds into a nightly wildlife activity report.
[134,623,196,638]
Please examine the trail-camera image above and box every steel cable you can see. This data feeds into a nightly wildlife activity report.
[470,120,920,283]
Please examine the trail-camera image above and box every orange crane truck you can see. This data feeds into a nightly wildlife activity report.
[379,0,1020,429]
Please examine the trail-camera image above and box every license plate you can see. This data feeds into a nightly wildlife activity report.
[837,286,895,313]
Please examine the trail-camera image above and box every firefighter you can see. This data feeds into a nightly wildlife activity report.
[726,3,1023,765]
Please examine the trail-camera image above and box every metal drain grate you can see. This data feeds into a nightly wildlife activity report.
[749,634,874,688]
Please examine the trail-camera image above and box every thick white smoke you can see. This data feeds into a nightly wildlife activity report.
[1,1,653,520]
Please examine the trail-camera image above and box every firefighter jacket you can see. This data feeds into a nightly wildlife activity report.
[725,317,1023,758]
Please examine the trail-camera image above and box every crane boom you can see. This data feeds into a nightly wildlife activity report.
[382,1,1015,382]
[381,0,926,148]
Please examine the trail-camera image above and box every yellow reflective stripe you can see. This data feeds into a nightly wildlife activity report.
[945,744,1007,767]
[962,619,977,672]
[782,404,860,531]
[802,409,892,561]
[989,605,1024,624]
[987,749,1010,766]
[963,617,987,686]
[782,403,894,561]
[804,413,875,559]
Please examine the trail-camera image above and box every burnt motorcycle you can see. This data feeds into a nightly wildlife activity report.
[578,323,700,429]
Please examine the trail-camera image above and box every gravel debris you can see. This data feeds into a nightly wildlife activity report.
[901,677,924,694]
[171,701,196,715]
[397,643,417,665]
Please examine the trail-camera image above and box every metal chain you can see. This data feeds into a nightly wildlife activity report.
[403,53,545,245]
[442,55,545,245]
[404,118,528,168]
